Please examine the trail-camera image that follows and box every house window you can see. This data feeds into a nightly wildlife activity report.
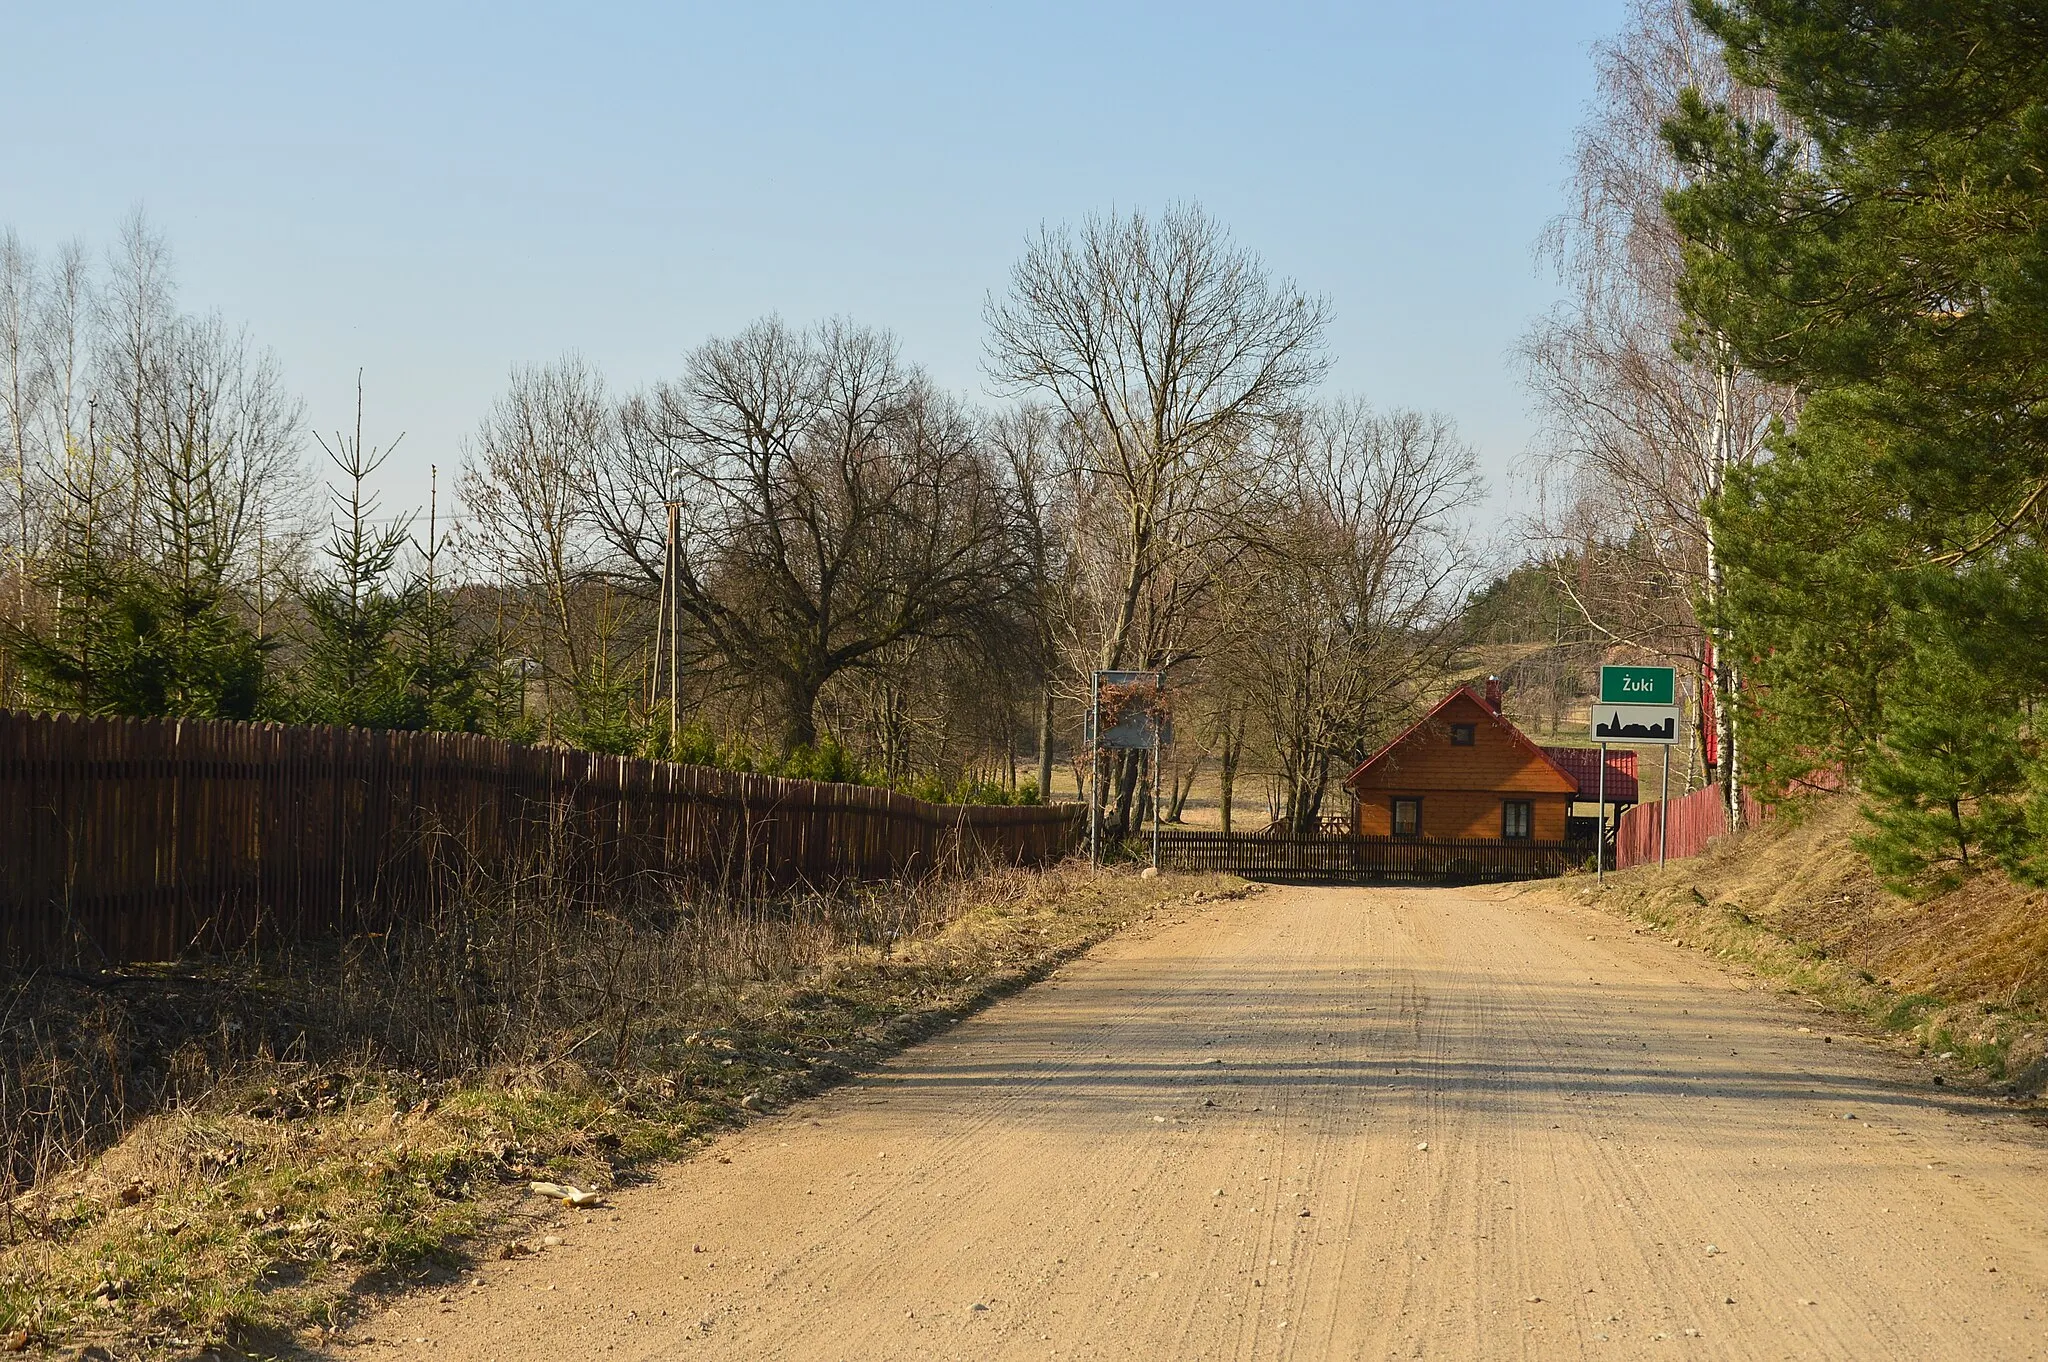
[1502,800,1533,841]
[1392,797,1422,838]
[1450,723,1475,746]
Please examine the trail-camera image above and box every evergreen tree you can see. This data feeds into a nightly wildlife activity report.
[1708,393,1915,794]
[293,382,420,728]
[6,553,266,719]
[397,467,488,733]
[1666,0,2048,884]
[4,416,272,722]
[557,643,640,755]
[1858,641,2030,892]
[1667,1,2048,531]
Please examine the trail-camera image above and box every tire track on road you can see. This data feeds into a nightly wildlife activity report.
[339,882,2048,1362]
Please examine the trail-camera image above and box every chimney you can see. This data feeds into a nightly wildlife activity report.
[1484,675,1502,714]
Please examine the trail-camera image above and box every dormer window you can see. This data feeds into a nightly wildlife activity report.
[1450,723,1476,746]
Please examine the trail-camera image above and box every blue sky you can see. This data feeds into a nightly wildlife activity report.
[3,1,1624,523]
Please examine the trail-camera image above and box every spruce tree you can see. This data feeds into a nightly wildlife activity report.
[7,554,266,719]
[396,466,487,733]
[294,382,419,729]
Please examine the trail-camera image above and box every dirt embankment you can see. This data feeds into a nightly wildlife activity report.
[1587,794,2048,1090]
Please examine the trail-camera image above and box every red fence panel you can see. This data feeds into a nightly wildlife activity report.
[1614,784,1768,869]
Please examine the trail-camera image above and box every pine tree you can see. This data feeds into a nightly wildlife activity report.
[1666,0,2048,883]
[1707,393,1915,796]
[1858,643,2029,893]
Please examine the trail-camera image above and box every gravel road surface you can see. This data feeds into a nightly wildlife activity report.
[339,883,2048,1359]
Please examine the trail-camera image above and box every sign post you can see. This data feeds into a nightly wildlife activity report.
[1088,671,1101,868]
[1590,665,1681,876]
[1599,665,1675,705]
[1594,669,1681,741]
[1596,742,1607,883]
[1660,746,1670,867]
[1151,734,1161,870]
[1088,670,1166,869]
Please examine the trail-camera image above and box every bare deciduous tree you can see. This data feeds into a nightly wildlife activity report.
[1521,0,1800,816]
[987,402,1077,798]
[986,205,1329,834]
[0,236,90,666]
[459,356,612,733]
[0,231,43,642]
[612,318,1016,753]
[1229,403,1482,832]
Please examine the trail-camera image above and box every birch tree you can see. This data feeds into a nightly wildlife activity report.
[0,235,89,700]
[0,232,43,674]
[1522,0,1799,821]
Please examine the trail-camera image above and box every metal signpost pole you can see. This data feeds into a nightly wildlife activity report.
[1151,721,1161,870]
[1660,745,1670,867]
[1596,742,1608,883]
[1088,671,1100,869]
[1089,669,1165,871]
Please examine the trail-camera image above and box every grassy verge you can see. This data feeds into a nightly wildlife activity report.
[1565,795,2048,1096]
[0,863,1248,1358]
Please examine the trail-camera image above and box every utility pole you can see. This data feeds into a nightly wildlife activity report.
[648,501,681,754]
[667,502,680,753]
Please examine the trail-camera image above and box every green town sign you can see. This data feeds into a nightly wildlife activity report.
[1599,665,1674,706]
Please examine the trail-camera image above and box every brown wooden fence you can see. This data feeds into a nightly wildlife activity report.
[1154,831,1591,883]
[1613,784,1768,869]
[0,710,1082,967]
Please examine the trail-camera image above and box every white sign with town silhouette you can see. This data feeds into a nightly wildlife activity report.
[1590,702,1682,743]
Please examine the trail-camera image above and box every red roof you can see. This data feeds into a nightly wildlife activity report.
[1344,686,1579,794]
[1540,746,1639,804]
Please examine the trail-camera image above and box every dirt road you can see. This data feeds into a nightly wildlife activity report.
[342,883,2048,1359]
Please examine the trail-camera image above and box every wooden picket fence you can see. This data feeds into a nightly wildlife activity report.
[0,710,1082,967]
[1154,831,1591,883]
[1613,783,1768,869]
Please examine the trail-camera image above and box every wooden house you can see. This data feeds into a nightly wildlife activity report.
[1343,679,1628,844]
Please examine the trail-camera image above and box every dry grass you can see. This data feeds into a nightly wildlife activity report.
[0,860,1246,1358]
[1576,793,2048,1093]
